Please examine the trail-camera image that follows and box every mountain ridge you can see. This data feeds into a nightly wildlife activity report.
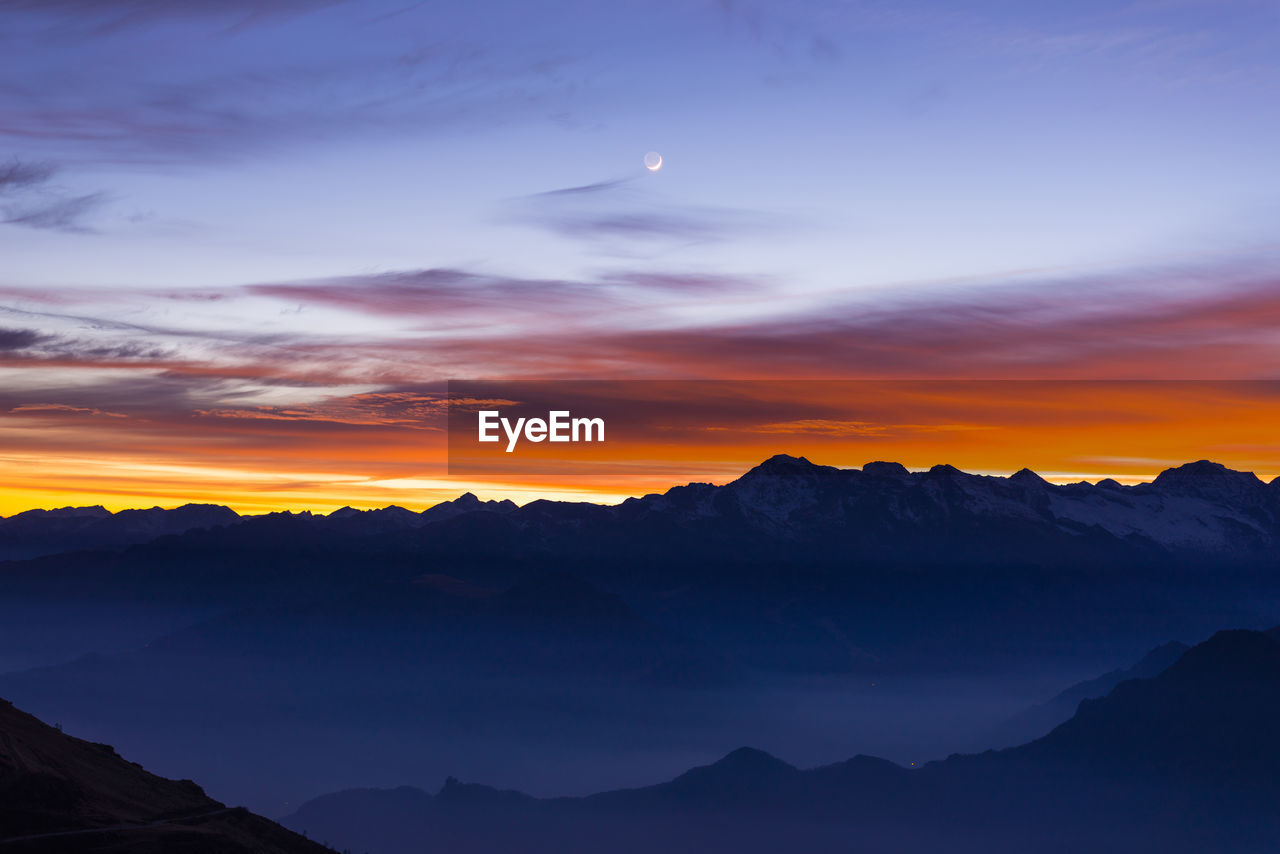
[282,630,1280,854]
[8,457,1279,564]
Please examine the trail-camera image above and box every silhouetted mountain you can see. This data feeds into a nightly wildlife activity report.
[283,631,1280,854]
[588,746,800,807]
[0,503,239,561]
[1004,629,1280,783]
[6,457,1280,570]
[1151,460,1270,505]
[318,495,517,536]
[0,696,327,853]
[4,458,1280,826]
[418,492,518,523]
[6,456,1275,676]
[994,639,1191,746]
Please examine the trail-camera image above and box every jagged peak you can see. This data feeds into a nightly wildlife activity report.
[752,453,818,471]
[703,746,796,775]
[1009,467,1049,487]
[1131,640,1190,671]
[1161,629,1280,682]
[428,492,515,512]
[735,454,839,483]
[419,492,518,520]
[926,463,964,477]
[1154,460,1262,486]
[327,504,414,518]
[7,504,112,520]
[861,461,910,478]
[436,776,532,802]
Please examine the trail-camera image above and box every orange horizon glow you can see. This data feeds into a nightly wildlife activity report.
[5,263,1280,516]
[3,380,1278,516]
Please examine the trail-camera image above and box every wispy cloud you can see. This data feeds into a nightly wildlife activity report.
[0,4,585,164]
[6,0,351,32]
[11,402,128,418]
[0,328,51,351]
[531,178,636,197]
[506,176,790,251]
[0,159,107,232]
[0,161,57,190]
[4,191,109,232]
[250,266,764,328]
[573,266,1280,380]
[1,256,1278,418]
[197,390,447,428]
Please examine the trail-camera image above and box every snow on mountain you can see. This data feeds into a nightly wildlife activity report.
[628,455,1280,555]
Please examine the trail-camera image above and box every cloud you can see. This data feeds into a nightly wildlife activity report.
[377,258,1280,381]
[725,419,891,437]
[197,390,448,428]
[3,192,109,232]
[507,176,789,249]
[0,328,50,351]
[7,0,349,31]
[575,268,1280,380]
[0,159,107,232]
[247,267,761,324]
[10,403,128,418]
[0,373,238,420]
[2,256,1278,413]
[532,178,635,197]
[531,209,762,244]
[0,6,585,164]
[0,161,57,191]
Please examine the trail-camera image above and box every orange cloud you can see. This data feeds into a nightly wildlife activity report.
[2,260,1279,512]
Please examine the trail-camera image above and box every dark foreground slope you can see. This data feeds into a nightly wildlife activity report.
[285,630,1280,854]
[0,697,329,854]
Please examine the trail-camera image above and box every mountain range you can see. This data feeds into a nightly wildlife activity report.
[0,503,240,561]
[5,626,1278,852]
[2,456,1278,819]
[281,628,1280,854]
[5,456,1280,566]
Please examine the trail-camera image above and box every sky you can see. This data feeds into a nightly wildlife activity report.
[1,0,1279,513]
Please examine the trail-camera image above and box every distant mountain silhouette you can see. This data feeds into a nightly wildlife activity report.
[0,696,327,853]
[5,458,1280,829]
[994,639,1191,746]
[284,631,1280,854]
[1004,629,1280,782]
[5,456,1277,673]
[5,457,1280,567]
[0,503,239,561]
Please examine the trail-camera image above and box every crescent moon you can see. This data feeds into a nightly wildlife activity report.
[644,151,663,171]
